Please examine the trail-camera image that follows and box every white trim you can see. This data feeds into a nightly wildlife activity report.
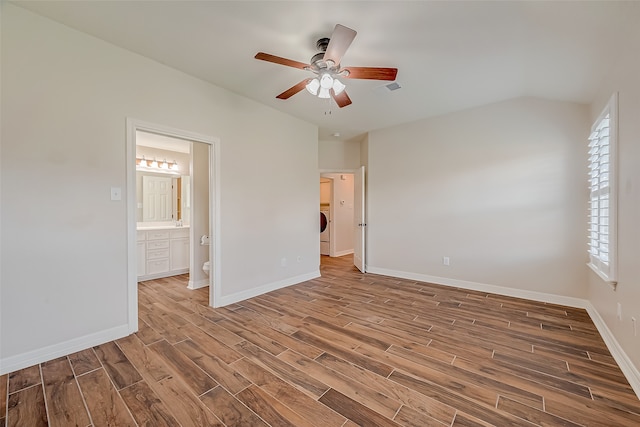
[586,302,640,399]
[587,262,617,289]
[319,168,362,174]
[319,167,363,270]
[329,177,336,257]
[188,278,210,290]
[215,271,320,307]
[126,118,222,322]
[138,268,189,282]
[366,265,640,400]
[609,92,619,282]
[126,120,139,334]
[209,135,222,307]
[587,92,618,284]
[367,266,588,308]
[0,324,129,375]
[333,249,354,257]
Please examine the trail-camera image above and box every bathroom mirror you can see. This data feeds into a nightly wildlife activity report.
[136,172,190,223]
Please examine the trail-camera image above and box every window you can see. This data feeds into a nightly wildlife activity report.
[588,93,617,285]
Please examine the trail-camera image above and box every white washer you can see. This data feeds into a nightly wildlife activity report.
[320,209,330,255]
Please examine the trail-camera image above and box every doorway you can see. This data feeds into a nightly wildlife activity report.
[319,177,333,256]
[319,166,365,273]
[126,119,221,334]
[320,173,355,257]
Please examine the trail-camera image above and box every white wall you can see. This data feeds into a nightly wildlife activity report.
[321,173,355,257]
[367,97,589,299]
[318,139,362,170]
[0,4,319,373]
[588,31,640,377]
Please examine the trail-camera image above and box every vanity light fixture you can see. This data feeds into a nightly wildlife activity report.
[135,157,180,175]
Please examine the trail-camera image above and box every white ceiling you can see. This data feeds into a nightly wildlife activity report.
[12,1,640,141]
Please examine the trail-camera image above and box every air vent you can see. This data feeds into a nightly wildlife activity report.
[385,82,401,91]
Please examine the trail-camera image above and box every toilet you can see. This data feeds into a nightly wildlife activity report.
[202,261,210,276]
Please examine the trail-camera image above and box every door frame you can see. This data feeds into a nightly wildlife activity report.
[126,118,221,334]
[319,167,365,271]
[319,176,334,256]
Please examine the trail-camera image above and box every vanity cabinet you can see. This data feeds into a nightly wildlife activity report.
[170,228,190,271]
[146,230,170,276]
[136,231,147,277]
[136,231,146,277]
[137,227,190,280]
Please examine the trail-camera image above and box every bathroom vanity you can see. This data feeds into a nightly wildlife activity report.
[137,225,190,280]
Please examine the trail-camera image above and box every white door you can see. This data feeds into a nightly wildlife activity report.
[142,175,172,221]
[354,166,366,272]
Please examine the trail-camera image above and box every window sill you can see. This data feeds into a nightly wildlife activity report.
[588,263,617,290]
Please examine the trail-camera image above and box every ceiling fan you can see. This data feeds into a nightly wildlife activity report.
[255,24,398,108]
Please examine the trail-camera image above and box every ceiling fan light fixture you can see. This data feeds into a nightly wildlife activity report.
[319,73,334,89]
[332,78,346,95]
[318,87,331,99]
[305,78,320,95]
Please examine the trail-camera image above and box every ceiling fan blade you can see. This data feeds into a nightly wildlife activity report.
[255,52,309,70]
[331,89,352,108]
[323,24,357,66]
[276,79,311,100]
[342,67,398,81]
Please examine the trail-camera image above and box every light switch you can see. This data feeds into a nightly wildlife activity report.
[111,187,122,201]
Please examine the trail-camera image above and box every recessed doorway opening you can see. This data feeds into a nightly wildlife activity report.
[126,119,221,334]
[319,166,366,273]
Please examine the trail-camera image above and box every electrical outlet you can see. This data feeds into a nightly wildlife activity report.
[281,258,287,267]
[617,303,622,321]
[443,256,450,266]
[632,317,637,337]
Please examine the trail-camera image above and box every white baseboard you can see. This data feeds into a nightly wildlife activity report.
[366,266,589,308]
[366,265,640,400]
[138,268,189,282]
[188,278,210,290]
[215,270,320,307]
[333,249,354,257]
[586,302,640,399]
[0,324,130,375]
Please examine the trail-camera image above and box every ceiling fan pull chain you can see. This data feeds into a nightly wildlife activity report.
[325,97,333,115]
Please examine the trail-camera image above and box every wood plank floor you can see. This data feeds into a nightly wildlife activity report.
[2,255,639,426]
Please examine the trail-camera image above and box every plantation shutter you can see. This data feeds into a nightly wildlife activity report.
[588,100,616,284]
